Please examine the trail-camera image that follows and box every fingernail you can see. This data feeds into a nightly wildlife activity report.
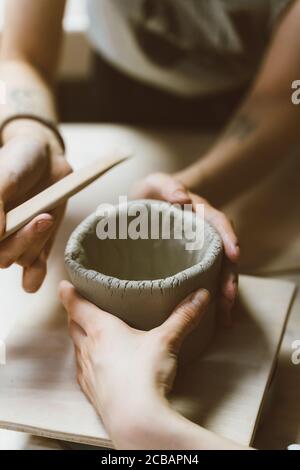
[191,289,209,306]
[36,218,53,233]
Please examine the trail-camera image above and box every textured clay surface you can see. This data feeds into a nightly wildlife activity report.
[65,200,223,360]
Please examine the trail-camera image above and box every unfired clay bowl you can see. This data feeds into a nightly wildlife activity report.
[65,200,223,360]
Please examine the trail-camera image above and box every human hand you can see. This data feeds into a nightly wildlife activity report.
[131,172,239,325]
[0,120,72,292]
[59,281,210,448]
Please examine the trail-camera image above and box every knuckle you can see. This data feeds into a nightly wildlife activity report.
[80,346,90,363]
[0,256,13,269]
[60,159,72,175]
[61,161,73,177]
[179,302,196,318]
[215,211,227,224]
[54,158,73,180]
[199,196,209,206]
[178,304,198,326]
[158,330,175,349]
[209,211,230,230]
[206,209,218,224]
[145,172,164,187]
[17,253,38,268]
[158,330,170,344]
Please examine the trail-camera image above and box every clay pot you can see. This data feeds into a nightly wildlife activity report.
[65,200,223,360]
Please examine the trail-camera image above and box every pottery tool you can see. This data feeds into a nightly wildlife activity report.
[0,153,129,242]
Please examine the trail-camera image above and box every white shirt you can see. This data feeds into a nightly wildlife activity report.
[87,0,292,97]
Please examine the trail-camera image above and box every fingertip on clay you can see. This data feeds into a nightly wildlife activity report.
[58,280,74,302]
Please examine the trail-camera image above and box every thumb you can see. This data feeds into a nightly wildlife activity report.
[161,289,210,352]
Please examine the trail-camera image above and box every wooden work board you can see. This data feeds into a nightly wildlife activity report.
[0,125,297,448]
[0,274,295,447]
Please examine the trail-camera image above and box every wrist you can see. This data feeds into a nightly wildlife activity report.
[107,395,174,450]
[174,166,203,193]
[174,163,208,194]
[1,118,64,155]
[102,388,170,449]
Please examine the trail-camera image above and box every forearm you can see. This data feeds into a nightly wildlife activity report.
[0,0,65,146]
[0,60,59,144]
[177,0,300,208]
[104,394,247,450]
[176,93,300,207]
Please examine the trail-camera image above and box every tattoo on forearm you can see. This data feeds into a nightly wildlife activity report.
[8,89,43,114]
[222,114,257,142]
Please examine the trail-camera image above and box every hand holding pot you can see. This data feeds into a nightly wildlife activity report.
[59,280,210,449]
[0,120,72,292]
[131,172,239,325]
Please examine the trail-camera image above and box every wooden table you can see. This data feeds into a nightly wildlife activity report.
[1,124,300,450]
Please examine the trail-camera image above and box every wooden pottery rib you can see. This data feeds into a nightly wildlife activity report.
[0,153,129,242]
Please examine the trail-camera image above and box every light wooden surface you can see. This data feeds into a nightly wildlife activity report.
[0,275,295,448]
[0,124,300,450]
[0,430,61,450]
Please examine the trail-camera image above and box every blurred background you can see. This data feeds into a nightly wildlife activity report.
[0,0,94,121]
[0,0,248,127]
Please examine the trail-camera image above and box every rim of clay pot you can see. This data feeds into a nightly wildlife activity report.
[65,200,223,291]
